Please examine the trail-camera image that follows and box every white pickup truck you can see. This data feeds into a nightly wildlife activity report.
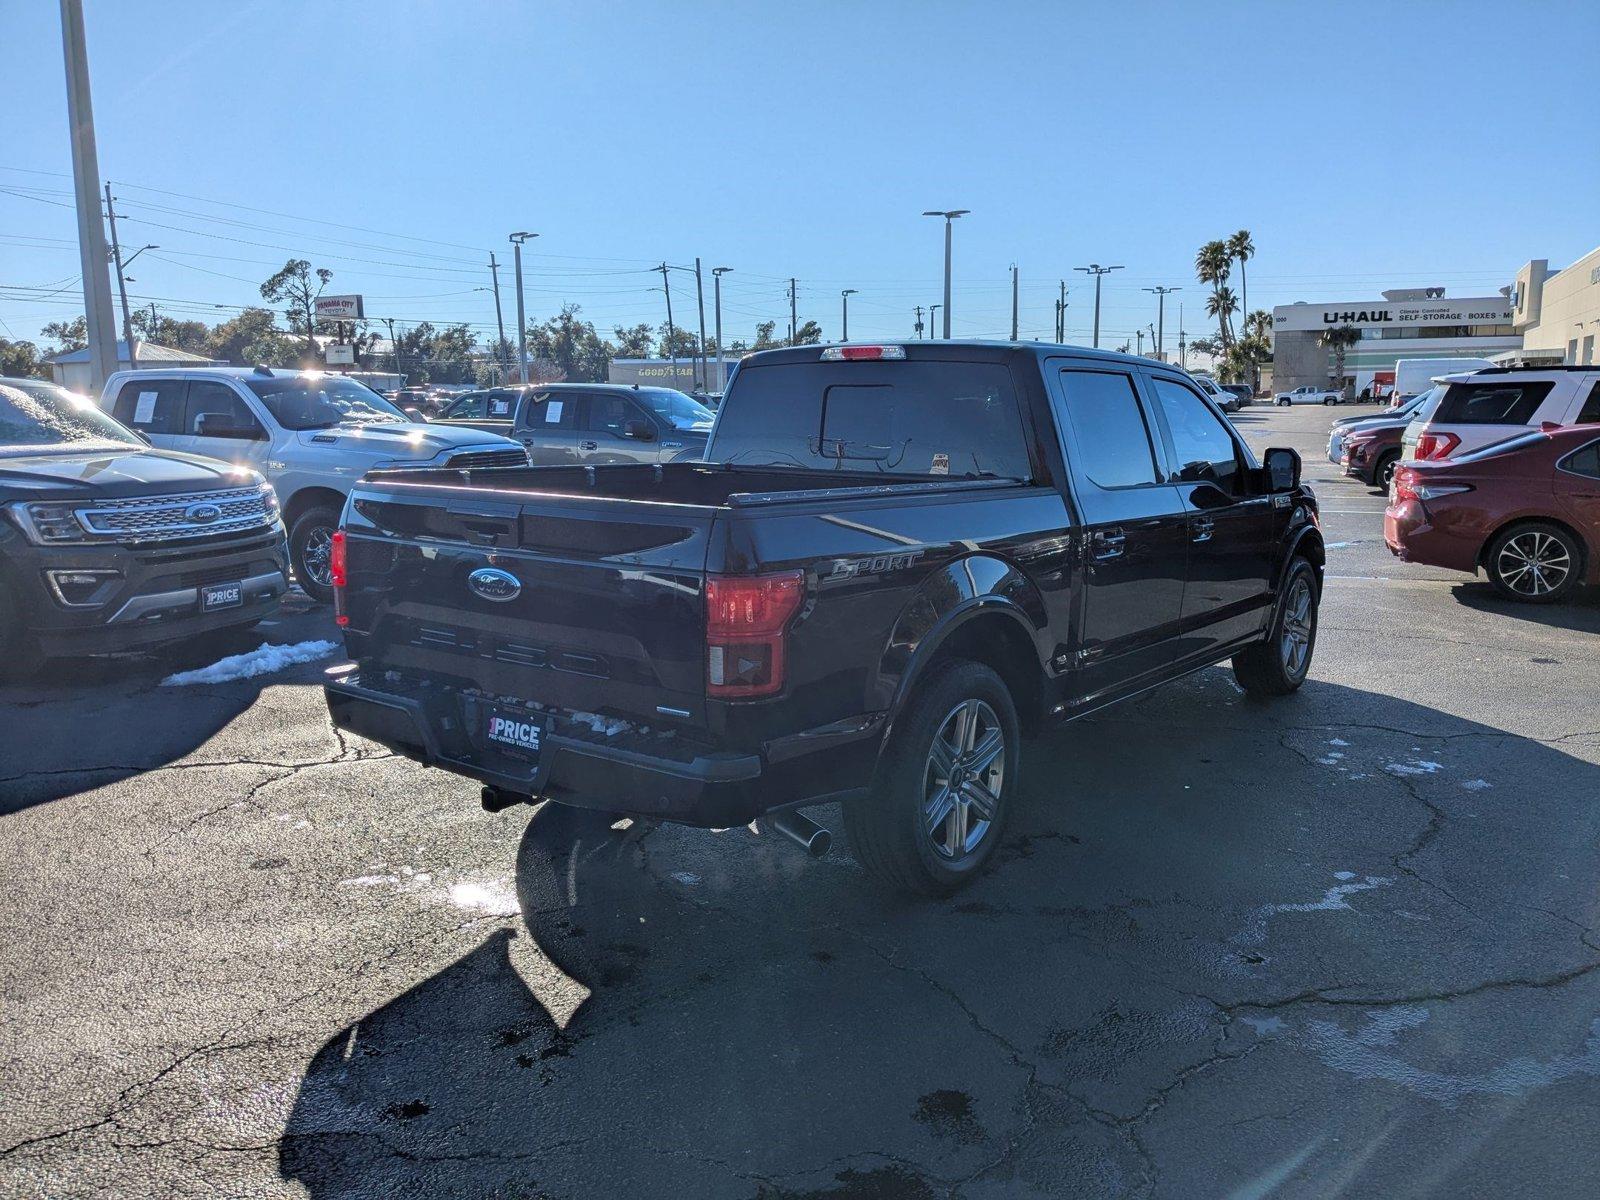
[1273,385,1344,406]
[100,366,527,600]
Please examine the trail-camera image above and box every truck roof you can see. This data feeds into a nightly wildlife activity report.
[734,340,1172,372]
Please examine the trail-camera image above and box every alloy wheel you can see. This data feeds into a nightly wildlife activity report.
[921,699,1005,863]
[300,526,335,588]
[1496,531,1571,598]
[1280,576,1314,676]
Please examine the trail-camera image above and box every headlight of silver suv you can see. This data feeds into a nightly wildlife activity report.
[6,501,91,545]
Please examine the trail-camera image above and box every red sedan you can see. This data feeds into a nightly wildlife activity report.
[1386,425,1600,603]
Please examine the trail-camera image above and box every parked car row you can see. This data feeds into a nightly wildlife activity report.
[1317,364,1600,604]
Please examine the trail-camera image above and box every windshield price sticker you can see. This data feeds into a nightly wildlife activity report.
[134,392,158,425]
[930,452,950,475]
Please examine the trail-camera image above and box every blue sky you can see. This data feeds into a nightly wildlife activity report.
[4,0,1597,352]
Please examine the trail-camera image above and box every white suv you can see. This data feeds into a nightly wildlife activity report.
[99,367,527,600]
[1402,366,1600,464]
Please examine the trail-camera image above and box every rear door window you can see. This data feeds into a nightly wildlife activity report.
[485,390,517,420]
[708,360,1031,479]
[111,378,187,436]
[523,391,579,431]
[1561,440,1600,479]
[586,394,644,435]
[1057,369,1160,488]
[1576,381,1600,424]
[184,380,260,436]
[445,393,488,420]
[1434,380,1555,425]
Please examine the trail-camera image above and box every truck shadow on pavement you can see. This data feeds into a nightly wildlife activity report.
[277,671,1600,1198]
[1449,583,1600,635]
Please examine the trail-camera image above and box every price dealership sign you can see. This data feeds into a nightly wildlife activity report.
[314,294,365,322]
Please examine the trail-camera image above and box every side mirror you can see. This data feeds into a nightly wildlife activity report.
[622,419,655,441]
[1263,446,1300,492]
[196,414,266,440]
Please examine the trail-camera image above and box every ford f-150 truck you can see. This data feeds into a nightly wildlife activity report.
[326,342,1324,895]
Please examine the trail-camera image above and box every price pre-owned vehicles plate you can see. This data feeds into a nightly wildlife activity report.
[200,581,243,612]
[485,707,545,760]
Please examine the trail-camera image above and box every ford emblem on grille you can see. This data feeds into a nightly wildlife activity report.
[184,502,223,524]
[467,567,521,603]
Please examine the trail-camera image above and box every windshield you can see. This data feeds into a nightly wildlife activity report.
[635,388,714,432]
[244,374,409,430]
[707,359,1031,479]
[0,382,142,451]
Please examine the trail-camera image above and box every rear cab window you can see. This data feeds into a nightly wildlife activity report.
[111,377,188,436]
[706,358,1033,479]
[1434,380,1555,425]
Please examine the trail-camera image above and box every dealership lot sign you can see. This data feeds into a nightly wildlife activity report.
[315,294,365,321]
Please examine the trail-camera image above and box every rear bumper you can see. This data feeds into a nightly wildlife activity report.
[1384,502,1480,574]
[324,672,880,827]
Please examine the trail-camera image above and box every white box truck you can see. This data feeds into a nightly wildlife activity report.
[1389,357,1494,407]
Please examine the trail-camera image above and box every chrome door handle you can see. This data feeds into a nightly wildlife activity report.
[1092,529,1126,561]
[1193,518,1215,543]
[580,440,598,450]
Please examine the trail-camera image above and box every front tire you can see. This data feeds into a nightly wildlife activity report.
[1277,398,1289,407]
[288,505,341,604]
[1374,450,1401,490]
[1485,522,1582,604]
[1233,558,1319,697]
[845,659,1020,897]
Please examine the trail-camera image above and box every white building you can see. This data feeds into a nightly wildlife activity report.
[42,340,223,394]
[1270,289,1519,396]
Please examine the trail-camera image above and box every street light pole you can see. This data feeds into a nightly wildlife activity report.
[840,288,857,341]
[712,267,731,391]
[1074,264,1123,348]
[509,232,537,383]
[60,0,119,391]
[922,209,968,338]
[1010,264,1019,341]
[929,305,941,339]
[1142,285,1180,361]
[655,263,678,384]
[693,257,708,390]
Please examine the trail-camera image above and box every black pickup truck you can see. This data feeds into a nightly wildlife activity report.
[326,343,1323,895]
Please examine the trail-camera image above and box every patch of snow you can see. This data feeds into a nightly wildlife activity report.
[1333,870,1356,881]
[160,640,339,686]
[1462,779,1492,791]
[341,874,399,887]
[1386,760,1443,777]
[670,871,701,886]
[448,880,520,916]
[1329,738,1350,747]
[292,819,310,830]
[1234,875,1393,946]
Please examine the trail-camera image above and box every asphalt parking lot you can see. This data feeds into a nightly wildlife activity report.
[3,402,1599,1200]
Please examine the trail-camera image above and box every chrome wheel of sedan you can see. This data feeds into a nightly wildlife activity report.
[922,699,1005,863]
[1495,530,1573,598]
[1280,575,1315,677]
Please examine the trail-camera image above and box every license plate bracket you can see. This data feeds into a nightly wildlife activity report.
[484,706,547,763]
[200,581,243,613]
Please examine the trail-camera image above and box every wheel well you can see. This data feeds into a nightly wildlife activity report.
[1292,530,1326,591]
[1477,516,1588,575]
[280,486,347,532]
[925,613,1045,735]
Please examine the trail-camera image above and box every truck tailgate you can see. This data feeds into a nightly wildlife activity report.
[342,485,715,724]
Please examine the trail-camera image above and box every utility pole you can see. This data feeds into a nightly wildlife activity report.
[788,278,798,345]
[921,209,968,338]
[656,262,678,383]
[1075,264,1123,348]
[693,257,708,390]
[712,266,731,391]
[102,183,137,369]
[1010,264,1019,341]
[1136,329,1144,357]
[509,232,536,383]
[1056,281,1068,342]
[914,305,925,339]
[1178,304,1188,369]
[929,304,941,339]
[1142,285,1180,362]
[487,252,507,376]
[383,317,402,382]
[60,0,119,391]
[840,289,857,341]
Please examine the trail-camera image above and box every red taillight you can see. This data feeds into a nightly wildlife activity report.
[1415,431,1461,461]
[330,529,349,627]
[1392,467,1421,504]
[705,570,805,698]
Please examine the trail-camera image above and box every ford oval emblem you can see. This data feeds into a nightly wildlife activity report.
[185,502,222,524]
[467,567,521,603]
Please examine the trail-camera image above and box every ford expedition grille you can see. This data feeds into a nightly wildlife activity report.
[75,485,277,544]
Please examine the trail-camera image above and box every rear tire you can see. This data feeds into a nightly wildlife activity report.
[1233,558,1319,697]
[845,659,1020,897]
[288,506,341,604]
[1374,450,1401,490]
[1485,522,1583,604]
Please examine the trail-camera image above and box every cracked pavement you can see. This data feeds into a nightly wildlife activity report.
[3,404,1600,1198]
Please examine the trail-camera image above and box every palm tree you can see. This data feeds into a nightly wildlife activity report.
[1319,324,1361,397]
[1206,285,1238,348]
[1195,240,1230,291]
[1227,230,1254,334]
[1244,309,1272,341]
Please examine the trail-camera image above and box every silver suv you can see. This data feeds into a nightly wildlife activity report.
[1403,366,1600,463]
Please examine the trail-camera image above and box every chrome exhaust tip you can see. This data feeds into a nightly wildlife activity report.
[765,809,832,858]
